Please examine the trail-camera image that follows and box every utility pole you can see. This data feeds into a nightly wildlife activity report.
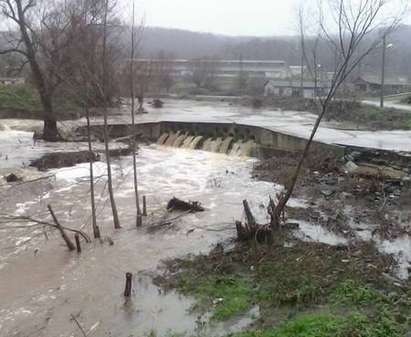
[300,43,304,97]
[380,35,386,108]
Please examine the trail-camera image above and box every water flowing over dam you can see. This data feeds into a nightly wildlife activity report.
[157,131,258,157]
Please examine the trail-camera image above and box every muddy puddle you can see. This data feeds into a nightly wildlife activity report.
[0,143,410,337]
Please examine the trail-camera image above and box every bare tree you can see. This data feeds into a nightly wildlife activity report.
[101,0,120,229]
[135,58,152,113]
[270,0,404,231]
[0,0,65,140]
[57,0,122,232]
[190,57,217,89]
[236,55,248,94]
[129,2,142,227]
[155,50,175,93]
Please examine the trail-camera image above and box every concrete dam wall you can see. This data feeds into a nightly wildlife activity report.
[79,121,343,158]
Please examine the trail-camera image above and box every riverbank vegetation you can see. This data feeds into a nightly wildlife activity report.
[155,239,410,337]
[0,84,84,120]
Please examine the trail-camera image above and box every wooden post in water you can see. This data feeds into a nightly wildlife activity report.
[74,233,81,253]
[136,214,142,227]
[124,272,133,297]
[142,196,147,216]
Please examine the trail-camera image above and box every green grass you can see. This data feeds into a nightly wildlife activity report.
[255,262,324,306]
[228,312,405,337]
[0,84,42,112]
[163,243,410,336]
[330,280,382,306]
[178,274,254,321]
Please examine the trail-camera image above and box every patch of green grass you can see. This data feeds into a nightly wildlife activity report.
[229,312,405,337]
[256,262,324,306]
[0,84,41,112]
[163,243,410,336]
[330,280,382,306]
[178,274,254,321]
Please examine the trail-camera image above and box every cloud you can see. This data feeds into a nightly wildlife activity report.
[132,0,300,36]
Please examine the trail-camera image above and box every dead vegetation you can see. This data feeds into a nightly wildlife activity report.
[252,147,411,240]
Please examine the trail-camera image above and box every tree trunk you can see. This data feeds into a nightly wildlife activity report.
[14,0,59,142]
[43,117,59,142]
[47,204,76,251]
[130,5,142,227]
[86,112,100,238]
[102,0,120,229]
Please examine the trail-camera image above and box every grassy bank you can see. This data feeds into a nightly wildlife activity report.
[258,97,411,130]
[0,84,42,116]
[0,84,85,120]
[155,240,410,337]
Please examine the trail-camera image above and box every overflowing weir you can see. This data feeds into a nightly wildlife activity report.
[156,131,258,156]
[80,121,347,159]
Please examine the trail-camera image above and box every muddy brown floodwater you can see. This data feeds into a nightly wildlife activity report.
[0,96,411,337]
[0,139,410,335]
[1,144,303,337]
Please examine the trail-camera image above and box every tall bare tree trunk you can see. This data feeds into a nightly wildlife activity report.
[102,0,120,229]
[86,109,100,238]
[271,102,328,230]
[130,2,142,227]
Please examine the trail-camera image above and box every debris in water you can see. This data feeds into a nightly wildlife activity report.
[167,197,205,212]
[30,151,100,171]
[5,173,21,182]
[152,99,164,108]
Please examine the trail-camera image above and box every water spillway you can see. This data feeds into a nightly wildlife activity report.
[79,120,377,160]
[156,132,258,157]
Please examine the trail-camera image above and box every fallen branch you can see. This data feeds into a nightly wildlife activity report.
[147,210,192,231]
[0,214,91,242]
[70,314,87,337]
[48,205,76,251]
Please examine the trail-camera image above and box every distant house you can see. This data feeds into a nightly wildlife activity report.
[264,79,331,99]
[0,77,25,86]
[354,75,411,95]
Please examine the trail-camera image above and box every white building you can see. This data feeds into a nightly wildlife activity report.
[264,79,331,99]
[134,59,289,80]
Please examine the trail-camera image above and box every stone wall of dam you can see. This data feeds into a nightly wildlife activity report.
[78,121,344,158]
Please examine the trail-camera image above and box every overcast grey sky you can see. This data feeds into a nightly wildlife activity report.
[133,0,301,36]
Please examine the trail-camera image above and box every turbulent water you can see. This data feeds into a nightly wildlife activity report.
[158,132,257,157]
[0,145,286,337]
[0,140,410,336]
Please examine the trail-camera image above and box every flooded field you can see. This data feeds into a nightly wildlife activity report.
[0,144,287,337]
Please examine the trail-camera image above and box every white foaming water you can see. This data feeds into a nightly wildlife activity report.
[376,236,411,280]
[0,130,36,170]
[293,220,349,246]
